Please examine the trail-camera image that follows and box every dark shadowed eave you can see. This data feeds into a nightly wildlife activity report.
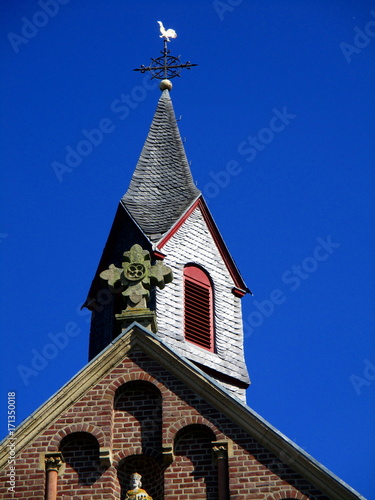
[121,89,200,241]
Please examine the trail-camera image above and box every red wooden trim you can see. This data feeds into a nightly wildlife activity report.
[158,196,250,293]
[157,197,200,249]
[198,198,249,292]
[232,287,247,298]
[158,196,252,295]
[151,250,166,260]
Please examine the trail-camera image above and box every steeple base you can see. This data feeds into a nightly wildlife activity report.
[115,309,157,333]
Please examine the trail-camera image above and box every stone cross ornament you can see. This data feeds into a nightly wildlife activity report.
[100,244,173,332]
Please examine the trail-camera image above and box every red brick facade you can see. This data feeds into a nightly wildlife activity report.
[0,349,331,499]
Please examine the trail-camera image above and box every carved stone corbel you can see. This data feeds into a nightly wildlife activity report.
[162,444,174,464]
[212,444,227,461]
[99,447,112,467]
[45,452,63,472]
[212,440,232,461]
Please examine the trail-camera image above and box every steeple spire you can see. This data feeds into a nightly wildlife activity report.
[86,25,251,397]
[125,23,199,240]
[122,89,200,240]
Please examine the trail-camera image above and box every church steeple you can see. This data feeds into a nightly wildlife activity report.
[122,89,200,241]
[85,29,250,400]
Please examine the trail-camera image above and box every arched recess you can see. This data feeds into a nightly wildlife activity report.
[166,414,219,444]
[113,380,162,456]
[117,454,164,500]
[184,264,215,351]
[167,424,218,500]
[58,432,102,488]
[105,371,166,401]
[48,423,107,451]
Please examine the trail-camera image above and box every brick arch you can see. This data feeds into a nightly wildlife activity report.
[166,415,218,443]
[266,491,310,500]
[114,378,163,406]
[59,431,102,487]
[112,447,143,467]
[112,447,162,468]
[104,371,167,402]
[48,423,107,451]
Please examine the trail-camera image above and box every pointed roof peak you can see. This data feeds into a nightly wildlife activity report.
[122,88,200,241]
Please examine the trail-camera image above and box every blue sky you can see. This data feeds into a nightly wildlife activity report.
[1,1,374,498]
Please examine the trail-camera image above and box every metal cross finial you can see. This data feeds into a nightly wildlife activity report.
[133,22,197,80]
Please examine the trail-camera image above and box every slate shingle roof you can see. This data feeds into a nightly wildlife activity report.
[121,89,200,240]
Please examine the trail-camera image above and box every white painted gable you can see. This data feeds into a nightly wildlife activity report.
[155,204,250,401]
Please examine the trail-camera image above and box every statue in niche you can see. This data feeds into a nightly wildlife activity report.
[125,472,153,500]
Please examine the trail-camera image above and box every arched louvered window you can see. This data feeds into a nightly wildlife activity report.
[183,265,214,351]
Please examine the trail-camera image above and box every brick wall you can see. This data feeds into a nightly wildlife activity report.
[113,380,163,455]
[0,351,330,499]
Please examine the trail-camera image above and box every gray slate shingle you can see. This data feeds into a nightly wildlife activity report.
[121,89,200,240]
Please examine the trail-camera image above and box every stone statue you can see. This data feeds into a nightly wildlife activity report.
[125,472,153,500]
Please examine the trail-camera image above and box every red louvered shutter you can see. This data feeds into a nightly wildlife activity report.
[184,266,214,351]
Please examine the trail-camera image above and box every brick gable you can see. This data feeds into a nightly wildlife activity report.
[0,341,336,499]
[0,327,363,499]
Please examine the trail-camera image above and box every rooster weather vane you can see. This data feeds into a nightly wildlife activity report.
[133,21,197,81]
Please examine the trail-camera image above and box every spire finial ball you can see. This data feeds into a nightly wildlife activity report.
[160,79,173,91]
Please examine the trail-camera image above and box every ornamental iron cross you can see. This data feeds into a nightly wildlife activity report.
[100,244,173,312]
[133,21,197,80]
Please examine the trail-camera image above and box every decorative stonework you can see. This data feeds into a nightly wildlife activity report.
[212,445,227,461]
[44,452,63,472]
[212,440,232,462]
[100,244,173,332]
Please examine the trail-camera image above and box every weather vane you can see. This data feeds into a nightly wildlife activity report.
[133,21,198,84]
